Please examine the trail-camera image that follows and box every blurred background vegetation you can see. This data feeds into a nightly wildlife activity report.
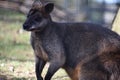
[0,0,120,80]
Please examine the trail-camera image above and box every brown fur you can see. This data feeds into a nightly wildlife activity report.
[65,64,81,80]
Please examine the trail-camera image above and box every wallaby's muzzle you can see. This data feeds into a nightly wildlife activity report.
[23,23,31,31]
[23,22,36,31]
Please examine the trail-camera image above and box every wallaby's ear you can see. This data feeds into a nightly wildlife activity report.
[44,3,54,14]
[32,0,43,9]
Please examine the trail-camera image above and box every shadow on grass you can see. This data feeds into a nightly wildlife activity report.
[0,75,7,80]
[11,77,35,80]
[0,75,35,80]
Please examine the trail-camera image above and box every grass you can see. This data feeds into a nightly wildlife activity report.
[0,9,33,61]
[0,8,70,80]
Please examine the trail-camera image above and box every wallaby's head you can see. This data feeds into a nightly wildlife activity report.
[23,0,54,31]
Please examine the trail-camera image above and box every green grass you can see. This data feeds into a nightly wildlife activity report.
[0,9,33,61]
[0,8,70,80]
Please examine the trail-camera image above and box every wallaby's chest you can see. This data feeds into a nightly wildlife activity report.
[31,36,48,61]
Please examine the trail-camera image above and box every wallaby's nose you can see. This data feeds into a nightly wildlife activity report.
[23,24,29,30]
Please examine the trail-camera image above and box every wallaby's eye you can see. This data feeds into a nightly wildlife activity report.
[30,10,36,15]
[27,9,37,17]
[35,16,42,22]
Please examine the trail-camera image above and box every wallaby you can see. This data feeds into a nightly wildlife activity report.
[23,0,120,80]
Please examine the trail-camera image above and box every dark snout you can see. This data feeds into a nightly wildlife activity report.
[23,23,29,30]
[23,23,35,31]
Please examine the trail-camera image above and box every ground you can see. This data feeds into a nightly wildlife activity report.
[0,8,70,80]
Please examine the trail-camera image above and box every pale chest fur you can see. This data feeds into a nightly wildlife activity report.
[31,35,48,61]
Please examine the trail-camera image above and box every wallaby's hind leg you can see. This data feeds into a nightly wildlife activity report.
[79,61,110,80]
[65,61,110,80]
[65,64,81,80]
[35,56,46,80]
